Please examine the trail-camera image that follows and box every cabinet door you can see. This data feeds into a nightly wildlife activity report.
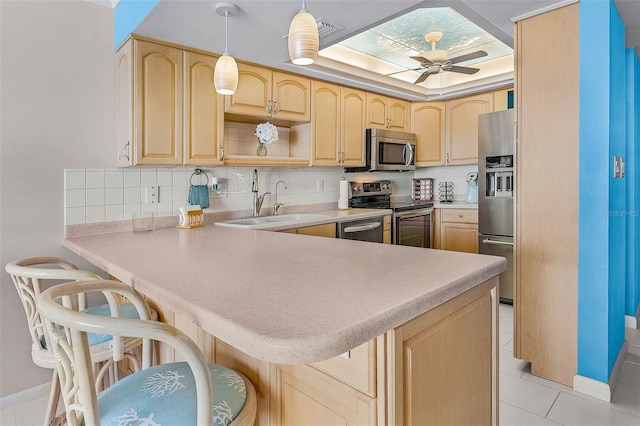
[183,51,223,165]
[311,81,341,166]
[341,87,366,166]
[412,102,445,167]
[134,40,183,165]
[296,223,336,238]
[272,72,310,122]
[441,222,478,253]
[116,41,133,167]
[388,98,409,131]
[445,93,493,165]
[274,365,376,426]
[225,63,272,117]
[365,93,388,129]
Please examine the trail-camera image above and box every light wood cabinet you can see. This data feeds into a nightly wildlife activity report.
[310,82,366,167]
[390,278,498,426]
[411,101,446,167]
[281,223,336,238]
[116,37,224,167]
[445,93,493,165]
[366,93,409,131]
[383,214,392,244]
[515,4,579,386]
[225,63,310,122]
[435,208,478,253]
[183,51,224,165]
[117,39,183,166]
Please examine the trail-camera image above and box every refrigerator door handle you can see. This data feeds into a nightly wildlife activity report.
[482,238,514,246]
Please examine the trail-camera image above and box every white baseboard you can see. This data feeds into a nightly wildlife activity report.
[625,305,640,328]
[0,382,51,411]
[573,340,628,402]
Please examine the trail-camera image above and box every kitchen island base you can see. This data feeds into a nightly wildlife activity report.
[146,276,498,426]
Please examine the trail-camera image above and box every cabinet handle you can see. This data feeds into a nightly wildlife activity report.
[124,141,130,161]
[273,100,279,114]
[218,144,224,162]
[459,214,464,218]
[267,99,273,114]
[446,152,449,164]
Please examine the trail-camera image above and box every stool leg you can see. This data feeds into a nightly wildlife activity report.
[43,370,61,426]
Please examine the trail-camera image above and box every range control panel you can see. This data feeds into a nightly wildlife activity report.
[350,180,392,197]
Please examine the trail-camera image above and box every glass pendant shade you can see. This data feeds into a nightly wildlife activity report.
[214,53,238,95]
[288,9,319,65]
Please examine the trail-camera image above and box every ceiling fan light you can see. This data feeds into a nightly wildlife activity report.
[214,53,238,95]
[288,7,319,65]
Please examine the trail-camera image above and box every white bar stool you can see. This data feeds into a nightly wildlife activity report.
[5,257,154,426]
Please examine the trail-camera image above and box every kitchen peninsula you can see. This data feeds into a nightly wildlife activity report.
[63,222,505,425]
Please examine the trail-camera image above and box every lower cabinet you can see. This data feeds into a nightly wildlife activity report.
[147,277,498,426]
[435,208,478,253]
[383,215,391,244]
[280,223,336,238]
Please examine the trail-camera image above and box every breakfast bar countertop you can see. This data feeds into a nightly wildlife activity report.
[63,225,505,365]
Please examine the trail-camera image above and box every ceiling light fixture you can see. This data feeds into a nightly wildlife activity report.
[288,0,319,65]
[213,2,239,95]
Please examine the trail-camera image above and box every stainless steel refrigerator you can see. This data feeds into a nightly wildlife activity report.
[478,109,515,303]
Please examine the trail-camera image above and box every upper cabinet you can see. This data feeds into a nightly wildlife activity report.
[366,94,410,131]
[224,63,311,122]
[445,92,493,165]
[183,51,224,165]
[116,38,223,167]
[310,81,366,167]
[411,102,445,167]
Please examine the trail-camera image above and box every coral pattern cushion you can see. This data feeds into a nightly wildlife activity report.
[98,362,247,426]
[83,303,141,345]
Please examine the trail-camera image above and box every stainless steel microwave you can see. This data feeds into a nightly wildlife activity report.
[345,129,416,172]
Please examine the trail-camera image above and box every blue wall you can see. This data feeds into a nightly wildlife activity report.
[627,50,640,318]
[578,0,627,382]
[114,0,160,48]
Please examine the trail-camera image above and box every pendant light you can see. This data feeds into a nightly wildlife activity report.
[287,0,319,65]
[214,2,239,95]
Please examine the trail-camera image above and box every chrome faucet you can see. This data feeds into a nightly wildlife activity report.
[252,169,270,217]
[273,180,288,215]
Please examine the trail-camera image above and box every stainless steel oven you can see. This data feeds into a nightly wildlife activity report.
[348,180,433,248]
[394,207,433,247]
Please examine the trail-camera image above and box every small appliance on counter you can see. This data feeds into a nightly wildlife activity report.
[438,181,454,202]
[349,179,433,248]
[465,172,478,204]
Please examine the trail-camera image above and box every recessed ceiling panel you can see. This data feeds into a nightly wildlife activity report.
[321,7,513,85]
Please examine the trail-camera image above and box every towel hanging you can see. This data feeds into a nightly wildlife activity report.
[188,169,210,209]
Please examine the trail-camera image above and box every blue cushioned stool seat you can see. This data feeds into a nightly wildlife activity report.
[83,303,141,346]
[98,362,247,426]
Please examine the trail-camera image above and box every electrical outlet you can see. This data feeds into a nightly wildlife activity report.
[316,179,324,193]
[145,186,158,204]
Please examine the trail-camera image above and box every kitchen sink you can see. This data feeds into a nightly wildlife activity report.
[215,214,330,228]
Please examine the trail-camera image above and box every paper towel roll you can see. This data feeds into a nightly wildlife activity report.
[338,178,349,210]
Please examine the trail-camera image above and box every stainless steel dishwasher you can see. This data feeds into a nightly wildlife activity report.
[337,217,384,243]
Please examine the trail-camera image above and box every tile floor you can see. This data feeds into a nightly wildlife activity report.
[499,303,640,425]
[2,304,639,425]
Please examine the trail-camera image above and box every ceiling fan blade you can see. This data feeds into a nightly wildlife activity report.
[385,67,424,77]
[448,50,488,64]
[410,55,433,66]
[448,65,480,75]
[414,72,431,84]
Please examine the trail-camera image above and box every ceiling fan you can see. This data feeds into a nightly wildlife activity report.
[388,31,488,84]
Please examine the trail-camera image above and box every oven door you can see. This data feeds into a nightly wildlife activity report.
[394,208,434,248]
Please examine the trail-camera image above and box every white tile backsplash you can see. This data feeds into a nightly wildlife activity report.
[63,165,472,226]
